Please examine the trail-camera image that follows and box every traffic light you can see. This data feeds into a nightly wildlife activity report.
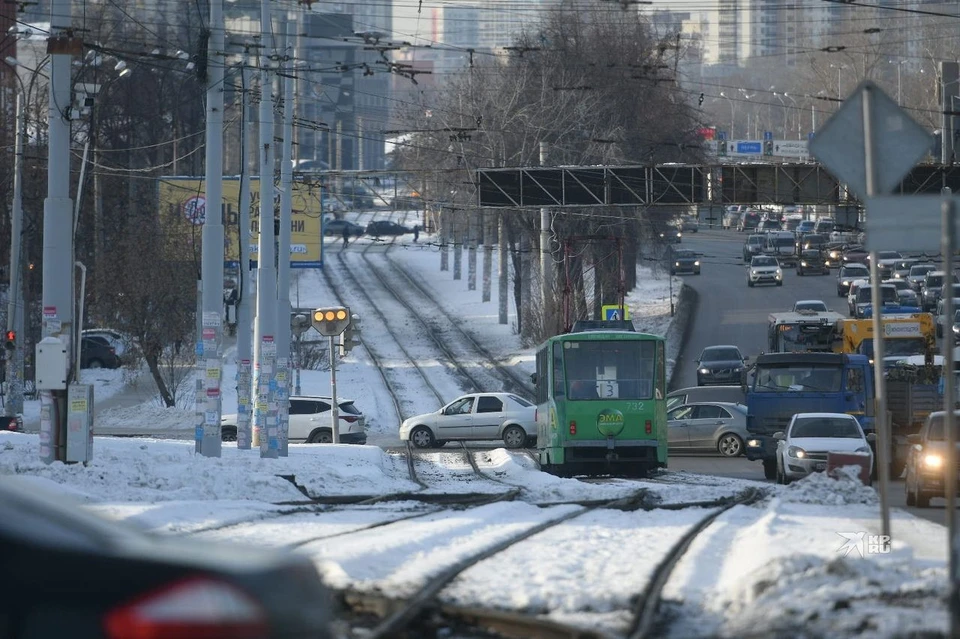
[311,306,351,337]
[290,313,311,337]
[4,330,15,351]
[339,314,362,357]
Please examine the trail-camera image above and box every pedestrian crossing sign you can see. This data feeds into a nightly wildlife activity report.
[601,305,631,320]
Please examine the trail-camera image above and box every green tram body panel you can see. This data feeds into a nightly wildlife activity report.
[534,330,668,475]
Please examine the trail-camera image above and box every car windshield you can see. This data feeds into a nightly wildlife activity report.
[860,338,927,358]
[674,250,695,259]
[843,267,868,277]
[795,302,827,312]
[896,260,917,270]
[790,417,861,438]
[564,340,656,400]
[748,236,764,246]
[886,280,909,290]
[775,237,794,247]
[701,348,741,362]
[802,251,821,258]
[784,219,801,230]
[878,251,901,260]
[924,415,960,440]
[927,275,945,287]
[856,287,899,304]
[753,257,777,267]
[753,364,843,392]
[909,265,935,277]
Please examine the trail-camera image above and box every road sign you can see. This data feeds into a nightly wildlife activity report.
[735,141,762,154]
[763,131,773,141]
[717,131,727,141]
[809,81,933,201]
[601,305,630,320]
[865,195,955,251]
[773,140,809,158]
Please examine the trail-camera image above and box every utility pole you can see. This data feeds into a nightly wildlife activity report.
[498,213,508,325]
[236,50,255,450]
[276,14,295,457]
[539,141,552,335]
[253,0,279,458]
[6,93,25,417]
[197,0,226,457]
[38,0,77,464]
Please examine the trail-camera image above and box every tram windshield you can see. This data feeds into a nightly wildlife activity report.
[563,340,657,400]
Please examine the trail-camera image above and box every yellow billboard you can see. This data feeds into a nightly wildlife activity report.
[158,177,323,268]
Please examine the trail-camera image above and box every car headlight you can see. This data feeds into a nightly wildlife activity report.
[747,439,761,448]
[775,269,783,278]
[855,446,871,453]
[923,453,943,469]
[675,262,680,266]
[694,261,700,266]
[787,446,806,459]
[801,262,808,267]
[699,368,710,374]
[842,280,849,286]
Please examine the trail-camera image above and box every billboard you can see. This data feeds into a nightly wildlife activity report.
[158,177,323,268]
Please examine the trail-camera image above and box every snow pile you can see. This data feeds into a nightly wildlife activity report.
[778,469,878,506]
[719,553,947,638]
[645,470,768,505]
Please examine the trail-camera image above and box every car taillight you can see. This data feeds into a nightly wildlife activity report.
[569,421,576,435]
[103,577,269,639]
[645,420,652,435]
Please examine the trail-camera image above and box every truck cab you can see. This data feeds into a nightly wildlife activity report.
[743,352,874,479]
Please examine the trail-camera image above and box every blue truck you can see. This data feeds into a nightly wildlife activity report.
[743,352,875,479]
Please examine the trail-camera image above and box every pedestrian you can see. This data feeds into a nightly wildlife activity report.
[413,224,420,243]
[342,224,349,248]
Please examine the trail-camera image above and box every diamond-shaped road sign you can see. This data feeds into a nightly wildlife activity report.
[809,80,933,200]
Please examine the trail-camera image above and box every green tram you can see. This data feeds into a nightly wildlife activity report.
[533,320,668,477]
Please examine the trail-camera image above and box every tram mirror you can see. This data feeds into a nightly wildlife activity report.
[530,373,538,385]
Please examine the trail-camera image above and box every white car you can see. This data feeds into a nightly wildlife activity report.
[400,392,536,449]
[793,299,828,313]
[773,412,875,484]
[846,278,870,316]
[220,396,367,444]
[746,256,783,287]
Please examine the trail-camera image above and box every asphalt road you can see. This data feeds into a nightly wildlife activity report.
[670,228,944,524]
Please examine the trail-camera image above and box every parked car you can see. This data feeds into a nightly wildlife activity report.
[0,415,22,432]
[669,248,700,275]
[0,479,334,639]
[746,255,783,287]
[793,299,829,313]
[905,410,960,507]
[695,345,748,386]
[666,386,744,412]
[399,392,536,449]
[796,249,830,276]
[220,396,366,444]
[743,234,766,262]
[323,219,365,237]
[774,412,875,484]
[837,263,870,297]
[82,328,131,362]
[80,336,122,369]
[366,220,412,237]
[668,401,749,457]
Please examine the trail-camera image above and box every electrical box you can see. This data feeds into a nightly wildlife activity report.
[36,336,68,390]
[65,383,94,463]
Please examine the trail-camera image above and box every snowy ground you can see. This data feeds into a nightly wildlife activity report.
[2,222,950,636]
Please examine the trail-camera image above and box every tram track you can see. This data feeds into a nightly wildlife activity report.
[336,486,766,639]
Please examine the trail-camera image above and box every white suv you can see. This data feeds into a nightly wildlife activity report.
[220,396,366,444]
[746,255,783,287]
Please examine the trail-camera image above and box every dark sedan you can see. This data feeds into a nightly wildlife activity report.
[670,248,700,275]
[799,233,828,252]
[695,345,748,386]
[323,219,365,237]
[796,249,830,276]
[81,336,121,369]
[366,220,412,237]
[842,245,869,265]
[0,480,334,639]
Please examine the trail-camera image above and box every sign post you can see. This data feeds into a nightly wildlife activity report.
[809,79,934,542]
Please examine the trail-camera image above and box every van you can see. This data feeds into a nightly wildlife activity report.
[764,231,798,265]
[814,219,835,235]
[667,386,745,411]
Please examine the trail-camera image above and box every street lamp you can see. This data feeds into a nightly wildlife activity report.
[719,91,735,138]
[782,93,800,139]
[889,59,907,105]
[771,89,787,139]
[830,63,846,102]
[739,89,755,138]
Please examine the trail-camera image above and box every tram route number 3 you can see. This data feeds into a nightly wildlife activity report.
[599,380,619,398]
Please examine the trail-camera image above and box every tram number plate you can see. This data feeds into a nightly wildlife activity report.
[815,462,826,471]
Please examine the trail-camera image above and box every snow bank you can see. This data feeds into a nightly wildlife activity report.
[778,468,878,506]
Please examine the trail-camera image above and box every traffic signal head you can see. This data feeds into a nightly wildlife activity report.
[4,330,14,351]
[312,306,351,336]
[341,314,362,355]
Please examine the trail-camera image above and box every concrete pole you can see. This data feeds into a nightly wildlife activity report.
[498,213,508,325]
[482,211,492,302]
[236,53,255,450]
[197,0,225,458]
[941,192,959,639]
[467,213,477,291]
[276,15,295,457]
[39,0,75,464]
[6,93,25,417]
[253,0,279,458]
[440,210,450,271]
[453,215,462,280]
[539,141,552,335]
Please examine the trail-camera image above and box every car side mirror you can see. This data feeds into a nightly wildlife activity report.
[773,431,785,440]
[866,433,877,443]
[530,373,538,385]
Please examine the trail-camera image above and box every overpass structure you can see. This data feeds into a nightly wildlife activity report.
[475,163,960,208]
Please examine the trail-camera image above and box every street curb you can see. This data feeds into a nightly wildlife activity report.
[666,283,699,392]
